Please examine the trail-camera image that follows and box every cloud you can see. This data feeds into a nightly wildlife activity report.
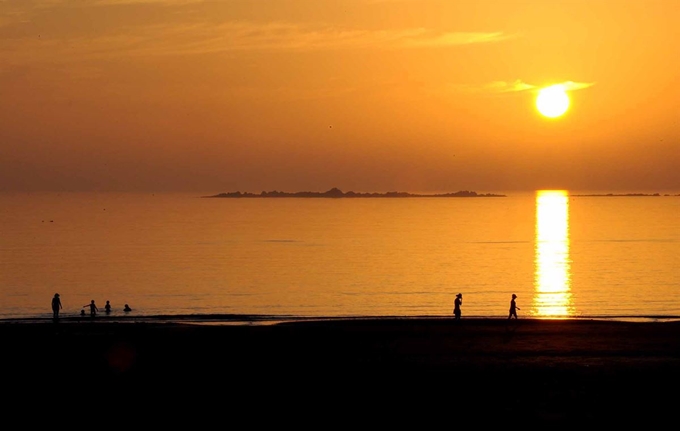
[21,0,201,5]
[400,30,512,48]
[208,25,510,52]
[559,81,596,91]
[115,23,510,56]
[88,0,203,4]
[486,80,537,93]
[454,79,595,94]
[0,15,512,65]
[0,0,512,65]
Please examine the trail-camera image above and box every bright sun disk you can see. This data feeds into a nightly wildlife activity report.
[536,84,570,118]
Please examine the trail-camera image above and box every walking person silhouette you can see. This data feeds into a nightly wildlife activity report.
[508,294,520,319]
[83,300,99,317]
[453,293,463,320]
[51,293,62,321]
[104,300,112,314]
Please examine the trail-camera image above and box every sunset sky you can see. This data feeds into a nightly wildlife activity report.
[1,0,678,194]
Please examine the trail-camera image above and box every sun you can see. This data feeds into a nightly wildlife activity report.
[536,84,570,118]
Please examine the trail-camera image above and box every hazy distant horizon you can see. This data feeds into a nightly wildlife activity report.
[2,187,679,197]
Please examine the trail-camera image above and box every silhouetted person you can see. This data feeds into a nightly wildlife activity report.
[51,293,62,321]
[80,309,86,317]
[123,304,132,312]
[104,300,111,314]
[83,300,98,317]
[508,294,520,319]
[453,293,463,320]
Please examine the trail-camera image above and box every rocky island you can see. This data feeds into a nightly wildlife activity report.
[203,187,506,198]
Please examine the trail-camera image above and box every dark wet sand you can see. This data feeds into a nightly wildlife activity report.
[3,317,680,422]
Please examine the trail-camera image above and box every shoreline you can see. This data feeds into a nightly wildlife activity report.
[4,313,680,326]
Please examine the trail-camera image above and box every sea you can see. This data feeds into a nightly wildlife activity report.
[1,190,679,322]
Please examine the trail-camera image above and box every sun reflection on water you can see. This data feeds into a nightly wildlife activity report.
[533,190,574,317]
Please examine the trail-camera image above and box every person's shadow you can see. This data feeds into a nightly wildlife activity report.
[502,319,521,342]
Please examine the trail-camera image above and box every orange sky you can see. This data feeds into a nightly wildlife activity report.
[1,0,678,193]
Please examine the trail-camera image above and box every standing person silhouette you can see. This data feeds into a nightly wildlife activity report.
[83,300,99,317]
[453,293,463,320]
[51,293,62,321]
[104,300,111,314]
[508,294,520,319]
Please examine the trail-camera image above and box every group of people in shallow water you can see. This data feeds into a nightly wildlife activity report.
[53,291,520,321]
[51,293,132,321]
[453,293,520,320]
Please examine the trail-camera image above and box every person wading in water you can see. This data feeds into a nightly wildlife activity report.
[83,300,99,317]
[51,293,62,321]
[453,293,463,320]
[508,294,520,319]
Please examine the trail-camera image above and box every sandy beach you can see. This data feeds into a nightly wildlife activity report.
[3,317,680,422]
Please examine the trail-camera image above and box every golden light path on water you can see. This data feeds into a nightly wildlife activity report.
[533,190,574,317]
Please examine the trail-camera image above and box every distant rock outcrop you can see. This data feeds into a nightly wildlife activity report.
[203,188,506,198]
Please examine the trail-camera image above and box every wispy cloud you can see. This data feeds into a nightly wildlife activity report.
[1,16,512,64]
[21,0,202,5]
[454,79,595,94]
[89,0,203,4]
[557,81,596,91]
[203,24,510,52]
[400,30,512,48]
[485,80,537,93]
[0,0,512,66]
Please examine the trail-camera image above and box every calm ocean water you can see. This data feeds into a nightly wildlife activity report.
[1,191,679,321]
